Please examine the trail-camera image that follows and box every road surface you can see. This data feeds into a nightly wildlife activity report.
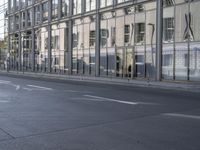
[0,75,200,150]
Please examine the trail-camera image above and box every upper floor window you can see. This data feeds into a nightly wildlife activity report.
[35,5,41,25]
[9,16,14,32]
[163,0,175,7]
[27,9,33,27]
[42,2,48,22]
[117,0,130,4]
[89,30,96,47]
[21,0,26,8]
[124,25,130,44]
[86,0,96,12]
[15,14,20,30]
[135,23,145,44]
[100,0,113,8]
[62,0,69,17]
[16,0,20,10]
[135,4,144,13]
[100,29,109,47]
[52,0,59,20]
[21,12,26,28]
[10,0,14,12]
[73,0,82,15]
[28,0,33,6]
[163,17,174,42]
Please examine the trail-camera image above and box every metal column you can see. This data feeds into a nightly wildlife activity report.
[7,1,11,71]
[31,6,35,72]
[156,0,163,81]
[66,0,73,75]
[48,0,52,73]
[95,0,100,77]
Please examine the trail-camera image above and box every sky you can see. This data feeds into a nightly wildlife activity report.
[0,0,8,40]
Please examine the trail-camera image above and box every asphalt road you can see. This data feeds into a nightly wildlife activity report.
[0,75,200,150]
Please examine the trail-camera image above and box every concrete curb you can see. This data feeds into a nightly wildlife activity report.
[0,70,200,93]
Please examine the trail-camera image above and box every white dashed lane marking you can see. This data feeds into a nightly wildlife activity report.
[84,95,139,105]
[27,85,53,91]
[163,113,200,120]
[83,95,159,105]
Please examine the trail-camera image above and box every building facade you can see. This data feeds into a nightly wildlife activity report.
[6,0,200,81]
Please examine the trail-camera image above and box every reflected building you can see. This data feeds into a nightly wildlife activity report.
[7,0,200,81]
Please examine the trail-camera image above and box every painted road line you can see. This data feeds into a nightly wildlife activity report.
[65,90,81,93]
[27,85,53,91]
[0,80,11,83]
[23,87,33,91]
[0,81,20,91]
[163,113,200,120]
[71,97,105,102]
[65,90,93,93]
[84,95,138,105]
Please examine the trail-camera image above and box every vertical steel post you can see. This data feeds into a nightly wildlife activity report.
[7,1,11,72]
[32,7,35,72]
[95,0,100,77]
[67,0,73,75]
[156,0,163,81]
[48,0,52,73]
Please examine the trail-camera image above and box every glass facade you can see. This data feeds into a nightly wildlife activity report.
[6,0,200,82]
[72,16,96,75]
[162,0,200,81]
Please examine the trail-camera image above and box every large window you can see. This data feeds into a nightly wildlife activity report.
[163,17,174,42]
[86,0,96,12]
[135,23,145,44]
[28,0,33,6]
[124,25,130,44]
[73,0,82,15]
[21,12,26,29]
[89,30,95,47]
[9,16,14,32]
[52,0,58,20]
[16,0,20,10]
[27,9,33,27]
[100,0,113,8]
[42,2,48,22]
[21,0,26,8]
[10,0,14,12]
[62,0,69,17]
[35,5,41,25]
[15,14,20,30]
[117,0,130,4]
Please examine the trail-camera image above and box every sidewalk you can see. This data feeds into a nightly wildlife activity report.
[0,70,200,93]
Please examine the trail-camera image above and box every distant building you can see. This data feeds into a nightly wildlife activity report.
[6,0,200,81]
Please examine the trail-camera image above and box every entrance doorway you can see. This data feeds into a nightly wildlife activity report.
[116,47,134,78]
